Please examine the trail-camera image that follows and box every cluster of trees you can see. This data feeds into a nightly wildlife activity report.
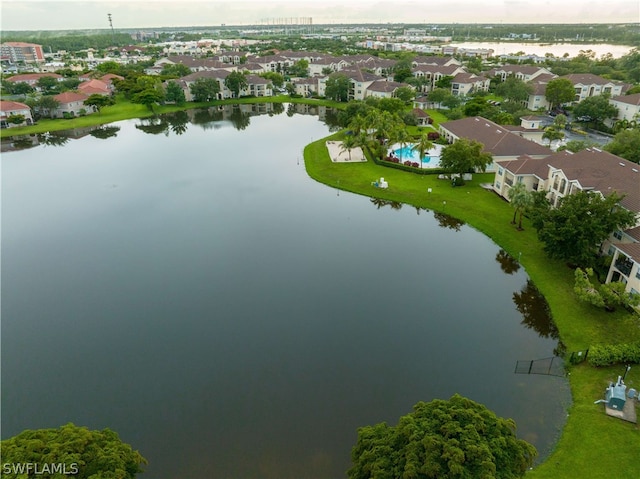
[1,423,147,479]
[529,190,636,268]
[574,267,640,312]
[349,394,537,479]
[2,32,134,52]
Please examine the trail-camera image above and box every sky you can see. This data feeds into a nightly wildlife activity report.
[1,0,639,31]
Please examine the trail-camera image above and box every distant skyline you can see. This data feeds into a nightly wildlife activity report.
[2,0,639,31]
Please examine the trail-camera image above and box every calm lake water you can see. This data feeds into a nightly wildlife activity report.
[2,104,570,479]
[450,41,634,58]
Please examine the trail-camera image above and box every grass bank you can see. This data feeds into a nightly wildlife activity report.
[0,95,343,138]
[304,132,640,478]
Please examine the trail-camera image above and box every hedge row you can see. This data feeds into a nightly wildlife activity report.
[587,343,640,367]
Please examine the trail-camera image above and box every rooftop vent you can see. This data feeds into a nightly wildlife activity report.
[496,130,502,133]
[619,162,625,167]
[632,168,638,173]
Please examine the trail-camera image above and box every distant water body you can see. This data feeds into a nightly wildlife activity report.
[449,41,634,58]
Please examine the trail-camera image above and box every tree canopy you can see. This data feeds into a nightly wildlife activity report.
[224,71,248,98]
[573,94,618,127]
[1,423,147,479]
[189,77,220,102]
[325,73,350,102]
[439,139,493,184]
[495,77,533,103]
[544,78,576,110]
[348,394,537,479]
[603,128,640,164]
[532,191,637,268]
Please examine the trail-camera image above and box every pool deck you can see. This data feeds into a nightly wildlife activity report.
[326,141,366,163]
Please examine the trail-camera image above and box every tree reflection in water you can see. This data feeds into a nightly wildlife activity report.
[135,116,169,136]
[433,211,465,231]
[370,198,403,210]
[38,132,70,147]
[167,111,189,136]
[229,106,251,130]
[495,249,521,275]
[89,126,120,140]
[513,280,559,339]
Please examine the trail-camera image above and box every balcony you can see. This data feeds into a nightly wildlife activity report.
[615,259,634,277]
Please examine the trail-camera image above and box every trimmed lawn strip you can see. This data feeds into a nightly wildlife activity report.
[304,132,640,478]
[0,95,343,138]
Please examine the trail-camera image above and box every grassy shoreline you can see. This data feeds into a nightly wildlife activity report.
[303,133,640,477]
[0,96,341,138]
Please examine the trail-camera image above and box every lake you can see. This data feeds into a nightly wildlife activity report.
[449,41,634,58]
[1,104,570,478]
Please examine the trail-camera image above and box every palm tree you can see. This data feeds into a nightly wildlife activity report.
[508,183,533,230]
[340,133,358,162]
[412,133,434,163]
[395,128,411,161]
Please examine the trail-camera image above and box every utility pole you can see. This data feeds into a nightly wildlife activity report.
[108,13,115,45]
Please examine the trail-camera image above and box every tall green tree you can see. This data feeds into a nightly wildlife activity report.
[426,88,450,108]
[339,133,358,162]
[495,76,533,103]
[394,85,415,103]
[574,267,640,311]
[324,73,350,102]
[573,94,618,127]
[164,80,186,104]
[189,77,220,102]
[533,191,637,267]
[348,395,537,479]
[412,132,434,161]
[224,71,248,98]
[1,423,147,479]
[439,138,493,184]
[508,182,533,230]
[37,95,60,118]
[160,63,192,78]
[84,93,115,113]
[542,126,565,146]
[545,78,576,111]
[36,75,59,94]
[603,128,640,164]
[7,81,34,97]
[132,88,164,110]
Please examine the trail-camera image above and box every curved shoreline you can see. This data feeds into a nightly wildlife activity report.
[302,133,640,478]
[4,100,638,476]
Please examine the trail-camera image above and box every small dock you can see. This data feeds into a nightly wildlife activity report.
[605,398,638,424]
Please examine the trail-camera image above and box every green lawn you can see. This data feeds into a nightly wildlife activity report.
[304,131,640,478]
[0,95,344,138]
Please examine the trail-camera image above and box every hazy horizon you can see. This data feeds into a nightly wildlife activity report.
[2,0,639,32]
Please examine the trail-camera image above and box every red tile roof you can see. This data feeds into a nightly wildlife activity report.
[0,100,30,111]
[54,91,88,103]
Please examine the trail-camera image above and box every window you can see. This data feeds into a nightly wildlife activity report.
[613,231,623,240]
[517,176,523,184]
[495,181,501,189]
[498,167,504,176]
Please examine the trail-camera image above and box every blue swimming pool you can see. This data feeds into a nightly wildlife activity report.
[390,143,443,168]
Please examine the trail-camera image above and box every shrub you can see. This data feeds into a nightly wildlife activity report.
[587,342,640,367]
[427,132,440,141]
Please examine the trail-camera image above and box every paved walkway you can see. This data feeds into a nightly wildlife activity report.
[326,140,367,163]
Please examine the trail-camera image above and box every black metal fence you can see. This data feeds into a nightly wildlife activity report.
[514,356,566,377]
